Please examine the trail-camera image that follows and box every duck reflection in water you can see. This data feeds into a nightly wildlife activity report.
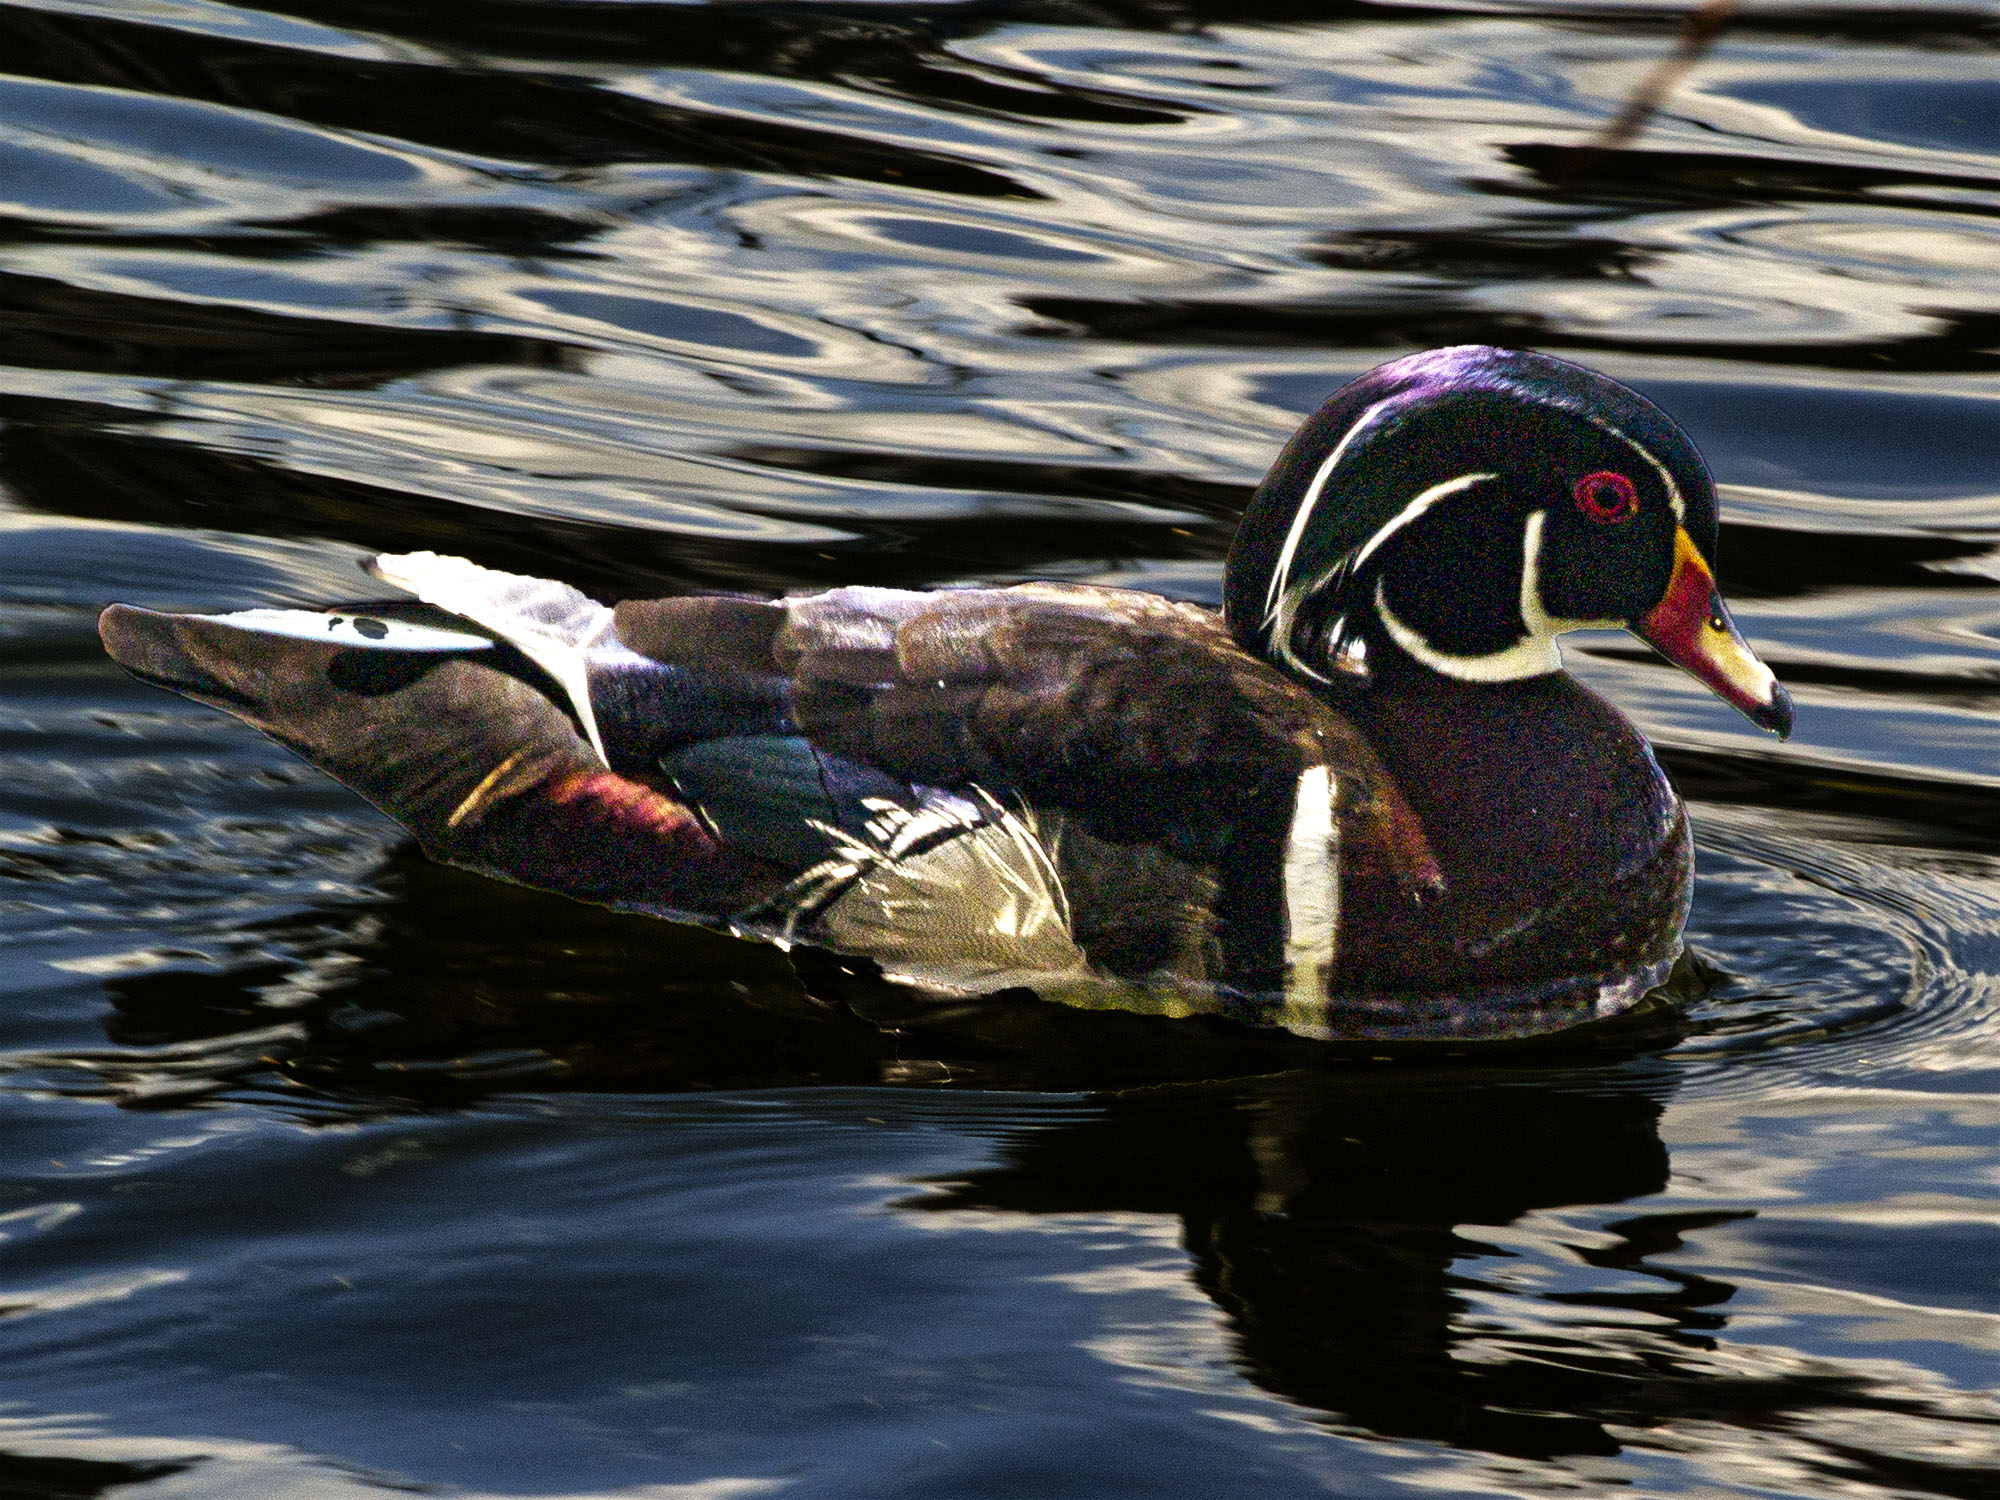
[907,1067,1720,1460]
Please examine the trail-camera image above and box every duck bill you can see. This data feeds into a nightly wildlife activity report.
[1635,527,1794,739]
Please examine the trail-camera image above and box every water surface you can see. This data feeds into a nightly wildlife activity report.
[1,2,1998,1496]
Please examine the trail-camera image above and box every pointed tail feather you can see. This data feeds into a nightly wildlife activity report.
[97,604,784,919]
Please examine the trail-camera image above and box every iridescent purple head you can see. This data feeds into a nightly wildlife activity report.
[1222,345,1789,735]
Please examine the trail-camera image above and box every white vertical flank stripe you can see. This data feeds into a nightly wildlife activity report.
[1279,764,1339,1033]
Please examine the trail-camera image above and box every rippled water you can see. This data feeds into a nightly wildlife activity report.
[2,1,1998,1495]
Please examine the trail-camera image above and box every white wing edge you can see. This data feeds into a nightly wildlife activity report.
[370,551,615,765]
[205,608,497,653]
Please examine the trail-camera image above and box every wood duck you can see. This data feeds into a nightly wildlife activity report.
[99,346,1790,1041]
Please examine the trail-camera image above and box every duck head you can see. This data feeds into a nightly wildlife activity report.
[1224,345,1792,737]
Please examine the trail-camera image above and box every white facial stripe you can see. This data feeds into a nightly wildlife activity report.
[1279,764,1339,1030]
[1519,507,1551,637]
[1583,410,1685,521]
[1267,626,1333,685]
[1352,471,1495,577]
[1265,470,1495,683]
[1262,397,1396,626]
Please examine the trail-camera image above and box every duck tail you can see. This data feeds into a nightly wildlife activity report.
[96,602,775,919]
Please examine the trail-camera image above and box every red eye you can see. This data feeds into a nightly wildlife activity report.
[1574,470,1639,524]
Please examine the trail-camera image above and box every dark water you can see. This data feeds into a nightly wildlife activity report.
[2,1,1999,1494]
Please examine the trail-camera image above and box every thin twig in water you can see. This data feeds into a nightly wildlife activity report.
[1562,0,1741,183]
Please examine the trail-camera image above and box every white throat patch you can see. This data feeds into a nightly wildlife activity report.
[1373,509,1620,683]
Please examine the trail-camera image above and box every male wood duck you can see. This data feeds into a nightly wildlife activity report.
[99,346,1790,1041]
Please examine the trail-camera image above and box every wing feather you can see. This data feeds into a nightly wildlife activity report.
[371,551,616,765]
